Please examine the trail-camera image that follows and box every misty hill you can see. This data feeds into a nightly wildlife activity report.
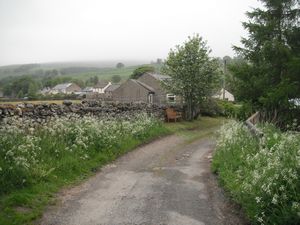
[0,60,149,80]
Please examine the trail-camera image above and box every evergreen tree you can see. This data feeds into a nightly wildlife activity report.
[17,90,24,99]
[231,0,300,123]
[28,83,38,99]
[92,76,99,85]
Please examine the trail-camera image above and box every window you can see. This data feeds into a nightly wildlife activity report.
[166,94,176,103]
[148,93,153,104]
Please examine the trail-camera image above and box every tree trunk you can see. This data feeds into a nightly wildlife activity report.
[186,97,193,121]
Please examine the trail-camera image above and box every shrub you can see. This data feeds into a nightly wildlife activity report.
[216,100,253,120]
[200,98,223,117]
[130,65,155,79]
[200,99,254,120]
[212,121,300,225]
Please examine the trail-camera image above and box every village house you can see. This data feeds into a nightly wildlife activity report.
[112,79,155,103]
[93,81,111,93]
[49,83,81,95]
[137,73,177,104]
[213,88,235,102]
[81,87,94,94]
[112,73,178,104]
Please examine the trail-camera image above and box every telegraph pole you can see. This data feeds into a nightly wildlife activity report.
[223,59,227,100]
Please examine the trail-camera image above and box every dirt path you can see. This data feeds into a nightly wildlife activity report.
[39,134,245,225]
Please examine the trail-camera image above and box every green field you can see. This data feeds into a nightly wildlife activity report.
[0,62,162,82]
[0,64,136,82]
[65,66,139,81]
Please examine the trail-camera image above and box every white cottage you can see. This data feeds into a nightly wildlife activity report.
[93,81,112,93]
[50,83,81,95]
[213,88,235,102]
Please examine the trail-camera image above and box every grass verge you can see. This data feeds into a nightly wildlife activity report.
[212,121,300,225]
[165,116,226,142]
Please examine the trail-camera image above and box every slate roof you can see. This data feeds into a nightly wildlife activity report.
[146,73,170,81]
[82,87,94,92]
[95,80,109,88]
[52,83,72,90]
[105,84,120,92]
[131,79,155,93]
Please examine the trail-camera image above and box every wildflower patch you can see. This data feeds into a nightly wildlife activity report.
[0,113,169,224]
[212,121,300,225]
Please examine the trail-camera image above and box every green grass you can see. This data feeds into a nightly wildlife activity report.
[165,116,226,142]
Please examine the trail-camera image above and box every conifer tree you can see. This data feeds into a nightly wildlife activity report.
[231,0,300,123]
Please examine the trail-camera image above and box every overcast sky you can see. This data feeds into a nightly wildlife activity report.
[0,0,262,66]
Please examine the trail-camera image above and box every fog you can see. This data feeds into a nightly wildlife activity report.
[0,0,262,66]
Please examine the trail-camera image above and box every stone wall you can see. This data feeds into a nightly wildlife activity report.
[0,100,167,122]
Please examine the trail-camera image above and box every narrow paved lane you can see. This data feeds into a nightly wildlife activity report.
[39,134,245,225]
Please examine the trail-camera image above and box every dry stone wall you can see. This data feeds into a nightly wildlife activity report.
[0,100,167,122]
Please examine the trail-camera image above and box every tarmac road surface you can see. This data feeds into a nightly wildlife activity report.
[39,134,245,225]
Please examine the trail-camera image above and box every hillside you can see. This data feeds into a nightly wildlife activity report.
[0,61,149,81]
[0,61,163,98]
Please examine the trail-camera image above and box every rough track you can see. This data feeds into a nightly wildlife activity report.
[39,134,245,225]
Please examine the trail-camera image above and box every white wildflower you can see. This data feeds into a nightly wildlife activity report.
[272,194,278,204]
[255,197,262,203]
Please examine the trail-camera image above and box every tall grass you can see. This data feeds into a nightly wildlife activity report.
[212,121,300,225]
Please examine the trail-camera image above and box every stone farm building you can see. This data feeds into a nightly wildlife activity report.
[50,83,81,95]
[112,73,178,104]
[104,84,120,99]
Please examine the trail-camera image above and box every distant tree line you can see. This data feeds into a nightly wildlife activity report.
[0,73,85,98]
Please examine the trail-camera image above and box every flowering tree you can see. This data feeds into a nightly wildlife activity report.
[163,34,219,120]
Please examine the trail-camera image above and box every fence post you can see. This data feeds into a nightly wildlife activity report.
[245,112,264,138]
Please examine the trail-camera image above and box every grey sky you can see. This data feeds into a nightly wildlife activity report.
[0,0,262,66]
